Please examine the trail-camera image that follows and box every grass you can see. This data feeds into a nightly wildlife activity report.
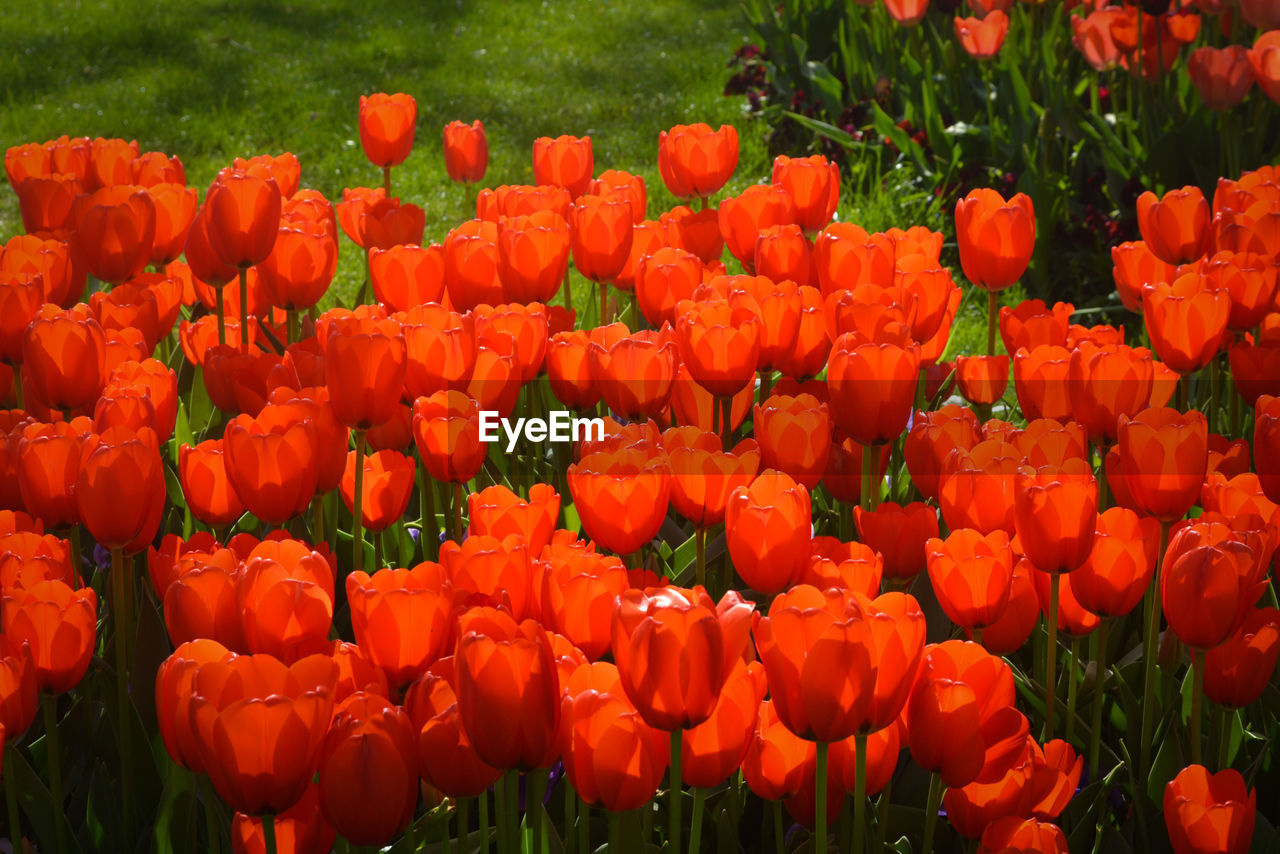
[0,0,770,304]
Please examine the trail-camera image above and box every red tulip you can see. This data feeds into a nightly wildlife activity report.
[532,135,593,199]
[1164,765,1256,854]
[443,120,488,183]
[955,189,1035,291]
[658,123,738,201]
[359,93,417,168]
[726,470,812,594]
[205,169,283,269]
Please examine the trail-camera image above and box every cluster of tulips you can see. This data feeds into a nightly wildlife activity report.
[0,85,1277,854]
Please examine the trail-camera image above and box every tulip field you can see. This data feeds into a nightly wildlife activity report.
[2,2,1280,854]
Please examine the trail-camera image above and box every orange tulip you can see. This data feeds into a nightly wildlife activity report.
[187,653,336,816]
[567,446,671,557]
[742,699,813,801]
[667,439,760,529]
[177,439,244,529]
[13,419,88,531]
[826,334,921,447]
[455,616,561,770]
[589,326,678,421]
[771,155,838,234]
[317,692,419,846]
[443,120,488,183]
[752,585,875,742]
[1,579,97,694]
[571,193,634,285]
[1115,407,1207,522]
[1137,186,1211,265]
[885,0,929,26]
[1249,30,1280,105]
[682,661,768,787]
[658,123,738,201]
[498,210,571,303]
[538,540,629,661]
[546,330,599,412]
[359,93,417,169]
[1164,765,1256,854]
[77,425,166,553]
[755,393,831,490]
[222,406,319,525]
[347,565,454,687]
[72,184,156,283]
[563,687,669,811]
[1162,539,1257,651]
[1071,507,1161,620]
[1204,607,1280,709]
[955,188,1035,291]
[400,303,475,399]
[475,301,548,383]
[1141,275,1230,376]
[725,470,811,594]
[1,234,82,309]
[927,528,1015,632]
[238,555,334,662]
[232,781,335,854]
[357,196,425,251]
[1188,46,1255,111]
[403,658,503,798]
[163,551,246,651]
[675,296,760,398]
[16,174,81,233]
[532,134,593,199]
[636,246,702,329]
[257,221,337,313]
[368,243,446,313]
[977,816,1068,854]
[323,315,406,430]
[22,304,107,413]
[441,534,537,622]
[955,354,1009,406]
[469,483,560,555]
[717,183,796,272]
[904,404,981,502]
[661,205,724,264]
[0,645,37,746]
[205,168,283,270]
[232,153,299,200]
[339,447,415,532]
[412,390,486,484]
[851,501,936,583]
[907,640,1028,788]
[955,11,1009,59]
[1014,460,1098,574]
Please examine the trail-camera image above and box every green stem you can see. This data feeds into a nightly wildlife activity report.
[421,474,439,561]
[383,165,392,196]
[860,443,875,514]
[608,810,621,852]
[599,284,609,326]
[238,267,250,354]
[460,798,472,852]
[1045,571,1060,741]
[1209,355,1221,435]
[921,772,943,854]
[1190,649,1205,767]
[874,772,893,854]
[815,741,829,854]
[262,813,278,854]
[577,797,589,854]
[480,789,491,854]
[758,370,773,407]
[1217,705,1231,771]
[197,776,222,854]
[506,770,518,854]
[853,733,868,854]
[1138,522,1171,783]
[720,396,733,450]
[772,800,785,854]
[670,730,683,854]
[453,481,465,541]
[563,269,574,314]
[986,290,998,356]
[43,695,66,854]
[353,431,366,575]
[312,495,325,546]
[286,309,299,347]
[494,773,507,854]
[1066,636,1081,746]
[216,286,226,348]
[689,787,705,854]
[111,547,134,840]
[695,528,706,591]
[5,744,21,847]
[529,768,547,854]
[1089,620,1110,779]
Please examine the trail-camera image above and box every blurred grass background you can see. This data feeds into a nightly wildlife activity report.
[0,0,769,303]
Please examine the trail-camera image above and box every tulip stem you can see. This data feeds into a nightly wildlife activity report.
[873,770,893,854]
[1217,705,1231,771]
[312,496,325,548]
[506,770,519,854]
[688,787,705,854]
[216,286,227,348]
[921,772,943,854]
[758,370,772,407]
[986,290,998,356]
[373,530,383,570]
[42,694,67,854]
[353,430,366,575]
[1190,649,1205,766]
[529,767,548,854]
[5,744,21,846]
[1138,522,1170,783]
[238,268,250,354]
[1209,355,1221,435]
[453,482,465,541]
[480,790,491,854]
[494,775,507,854]
[286,309,298,346]
[1088,619,1110,779]
[853,733,868,854]
[383,166,392,196]
[860,443,876,513]
[262,813,278,854]
[1045,570,1060,741]
[695,528,706,590]
[772,801,784,854]
[110,546,135,840]
[600,284,609,326]
[815,740,829,854]
[578,797,589,854]
[420,474,439,561]
[608,810,621,852]
[563,269,574,313]
[13,369,23,411]
[669,730,683,854]
[721,396,733,450]
[1066,636,1081,746]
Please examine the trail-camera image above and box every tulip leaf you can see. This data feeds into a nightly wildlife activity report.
[1145,720,1185,805]
[6,743,86,854]
[1250,812,1279,854]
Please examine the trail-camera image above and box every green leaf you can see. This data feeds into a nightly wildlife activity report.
[6,744,87,854]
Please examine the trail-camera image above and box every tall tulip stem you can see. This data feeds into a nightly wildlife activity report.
[1089,619,1110,778]
[529,767,548,854]
[1066,636,1081,745]
[1209,355,1221,435]
[815,740,829,854]
[494,775,507,854]
[860,443,877,513]
[286,309,299,346]
[1190,649,1205,766]
[110,546,135,839]
[921,772,943,854]
[459,798,471,852]
[262,813,278,854]
[599,284,609,326]
[669,730,683,854]
[1138,522,1170,782]
[383,166,392,196]
[689,787,705,854]
[238,268,250,354]
[42,694,67,854]
[420,474,439,561]
[352,431,367,575]
[577,797,589,854]
[873,770,893,854]
[4,744,20,847]
[853,733,868,854]
[479,790,491,854]
[563,269,574,313]
[215,286,227,348]
[453,481,465,541]
[720,396,733,450]
[1045,570,1061,740]
[772,801,785,854]
[986,290,998,356]
[695,528,706,590]
[12,369,23,411]
[1217,706,1231,771]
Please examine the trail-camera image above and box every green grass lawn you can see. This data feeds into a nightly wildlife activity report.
[0,0,769,304]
